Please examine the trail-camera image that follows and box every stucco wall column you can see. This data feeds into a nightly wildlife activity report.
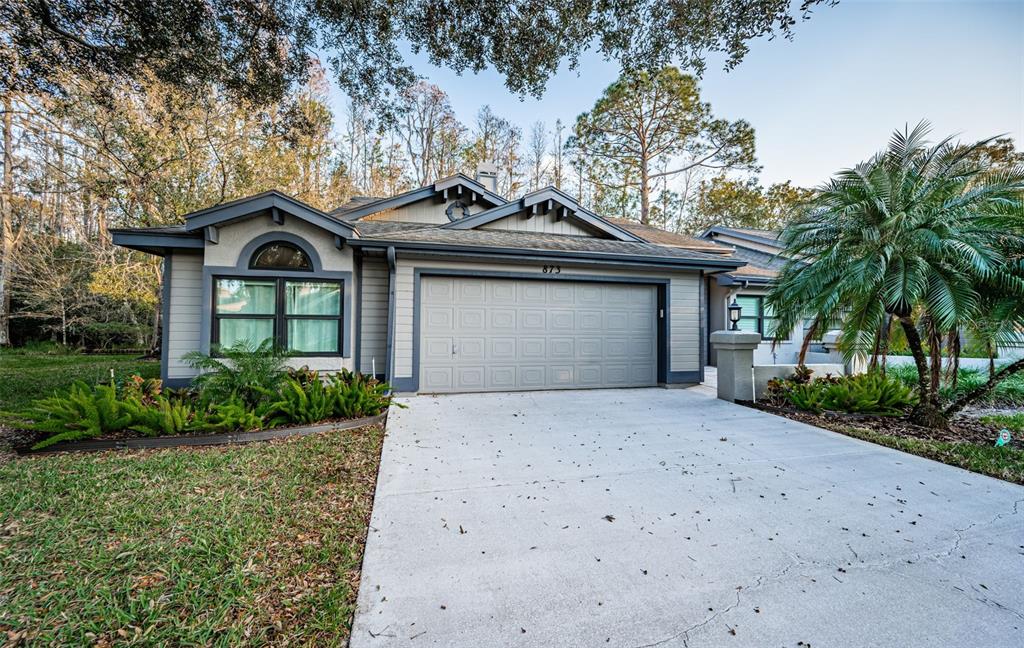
[710,330,762,402]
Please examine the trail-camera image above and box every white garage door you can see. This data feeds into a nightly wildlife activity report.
[419,276,658,393]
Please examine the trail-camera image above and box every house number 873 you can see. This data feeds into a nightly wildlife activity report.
[542,265,561,274]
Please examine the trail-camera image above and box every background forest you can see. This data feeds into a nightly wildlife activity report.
[1,61,812,351]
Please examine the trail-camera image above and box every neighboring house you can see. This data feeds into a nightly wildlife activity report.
[112,170,744,393]
[698,226,807,367]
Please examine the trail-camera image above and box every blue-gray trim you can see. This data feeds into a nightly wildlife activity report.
[198,231,352,358]
[716,274,774,287]
[396,268,683,393]
[348,240,743,271]
[700,226,782,249]
[354,250,363,372]
[163,377,193,390]
[698,270,706,384]
[237,232,324,274]
[160,254,172,384]
[440,186,644,243]
[666,371,701,384]
[110,231,204,254]
[182,191,356,238]
[385,247,397,384]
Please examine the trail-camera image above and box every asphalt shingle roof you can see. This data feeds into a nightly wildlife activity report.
[351,220,738,264]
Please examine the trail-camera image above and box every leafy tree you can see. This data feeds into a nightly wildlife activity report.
[687,176,814,234]
[2,1,832,115]
[767,123,1024,428]
[11,235,98,346]
[569,67,758,224]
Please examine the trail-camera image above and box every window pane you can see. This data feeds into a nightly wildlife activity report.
[764,318,781,338]
[216,279,276,314]
[288,319,338,353]
[736,317,759,333]
[251,243,311,270]
[286,282,340,315]
[735,296,761,317]
[218,318,274,348]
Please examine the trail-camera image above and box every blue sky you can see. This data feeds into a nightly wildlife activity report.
[325,0,1023,188]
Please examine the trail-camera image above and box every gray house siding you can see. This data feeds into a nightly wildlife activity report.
[480,213,594,236]
[358,256,389,375]
[165,251,204,383]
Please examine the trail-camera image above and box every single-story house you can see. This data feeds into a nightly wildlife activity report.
[112,170,750,393]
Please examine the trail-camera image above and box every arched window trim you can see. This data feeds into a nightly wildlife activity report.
[248,241,313,272]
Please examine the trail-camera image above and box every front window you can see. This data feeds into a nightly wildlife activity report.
[213,278,342,354]
[734,295,780,338]
[249,242,312,271]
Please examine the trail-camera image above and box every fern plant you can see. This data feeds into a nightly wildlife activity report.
[183,340,290,408]
[263,377,334,427]
[28,381,134,449]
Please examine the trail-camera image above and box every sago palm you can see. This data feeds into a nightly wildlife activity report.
[766,122,1024,427]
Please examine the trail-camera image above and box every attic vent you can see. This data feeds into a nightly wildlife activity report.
[445,200,470,221]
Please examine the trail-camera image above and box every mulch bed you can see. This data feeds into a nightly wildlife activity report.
[745,400,1021,449]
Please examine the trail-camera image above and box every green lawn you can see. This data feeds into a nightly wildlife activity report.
[0,426,383,646]
[980,412,1024,432]
[0,351,160,415]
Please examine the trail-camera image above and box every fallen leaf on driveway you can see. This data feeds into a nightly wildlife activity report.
[603,515,615,522]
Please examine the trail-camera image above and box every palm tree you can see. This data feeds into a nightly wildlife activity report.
[766,122,1024,428]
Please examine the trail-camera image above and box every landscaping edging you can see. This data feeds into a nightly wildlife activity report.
[18,412,388,455]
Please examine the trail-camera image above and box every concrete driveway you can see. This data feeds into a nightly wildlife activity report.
[352,387,1023,647]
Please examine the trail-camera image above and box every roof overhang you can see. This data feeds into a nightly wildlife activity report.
[717,273,776,287]
[441,186,644,243]
[336,174,506,220]
[183,191,355,238]
[700,226,782,249]
[109,229,204,256]
[348,237,745,272]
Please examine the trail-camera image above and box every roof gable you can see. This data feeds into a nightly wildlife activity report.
[182,190,355,239]
[441,187,644,242]
[332,174,505,221]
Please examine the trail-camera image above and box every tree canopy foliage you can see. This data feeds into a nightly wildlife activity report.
[767,122,1024,427]
[569,67,758,225]
[2,1,832,116]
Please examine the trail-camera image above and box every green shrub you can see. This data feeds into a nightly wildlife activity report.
[264,378,335,427]
[263,370,395,428]
[889,364,1024,407]
[124,396,200,437]
[183,340,290,408]
[776,371,918,416]
[27,381,134,449]
[330,370,394,418]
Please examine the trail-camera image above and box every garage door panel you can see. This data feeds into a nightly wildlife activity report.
[457,308,486,331]
[425,307,453,331]
[489,308,516,330]
[549,337,575,359]
[489,366,517,389]
[604,364,629,385]
[456,366,486,390]
[419,277,659,393]
[519,365,546,387]
[459,337,486,360]
[577,364,603,386]
[519,337,546,359]
[577,310,602,331]
[425,278,453,301]
[458,280,486,303]
[424,337,453,361]
[549,310,575,331]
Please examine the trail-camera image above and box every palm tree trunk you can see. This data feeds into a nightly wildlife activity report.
[899,316,947,429]
[944,356,1024,417]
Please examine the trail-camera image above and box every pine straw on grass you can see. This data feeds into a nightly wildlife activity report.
[0,425,384,647]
